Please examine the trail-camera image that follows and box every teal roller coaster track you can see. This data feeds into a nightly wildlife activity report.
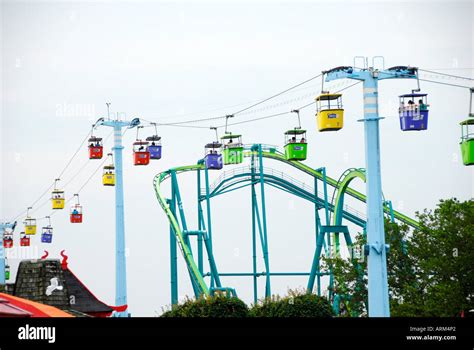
[153,143,418,313]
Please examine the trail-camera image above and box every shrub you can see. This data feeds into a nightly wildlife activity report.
[161,295,249,317]
[249,290,334,317]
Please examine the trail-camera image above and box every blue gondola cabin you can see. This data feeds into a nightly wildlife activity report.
[41,226,53,244]
[146,135,162,160]
[399,93,429,131]
[204,142,223,170]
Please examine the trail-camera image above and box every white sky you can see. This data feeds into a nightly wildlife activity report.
[1,0,473,316]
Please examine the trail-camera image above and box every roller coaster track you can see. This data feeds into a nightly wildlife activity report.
[153,146,419,297]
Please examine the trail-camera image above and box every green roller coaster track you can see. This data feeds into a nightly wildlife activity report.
[153,144,419,307]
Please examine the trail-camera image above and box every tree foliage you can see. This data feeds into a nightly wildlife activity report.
[325,198,474,317]
[161,295,249,317]
[250,290,334,317]
[161,290,334,317]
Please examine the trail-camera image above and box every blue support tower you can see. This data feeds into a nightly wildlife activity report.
[98,116,140,317]
[324,61,418,317]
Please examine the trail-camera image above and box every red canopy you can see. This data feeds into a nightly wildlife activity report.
[0,293,73,317]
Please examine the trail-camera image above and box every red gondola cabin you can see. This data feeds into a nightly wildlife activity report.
[133,141,150,166]
[70,205,83,223]
[3,236,13,248]
[20,235,30,247]
[88,137,103,159]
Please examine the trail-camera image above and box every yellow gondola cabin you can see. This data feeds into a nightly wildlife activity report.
[316,93,344,131]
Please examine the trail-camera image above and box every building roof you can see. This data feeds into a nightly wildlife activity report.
[62,268,113,315]
[0,297,32,317]
[0,293,73,317]
[14,259,70,309]
[9,252,113,317]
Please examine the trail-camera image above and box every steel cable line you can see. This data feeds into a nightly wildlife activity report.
[9,129,94,222]
[42,154,109,220]
[213,80,362,128]
[148,80,361,130]
[31,130,120,221]
[153,73,323,127]
[419,69,474,81]
[61,130,114,189]
[232,73,323,115]
[10,127,115,222]
[418,78,472,89]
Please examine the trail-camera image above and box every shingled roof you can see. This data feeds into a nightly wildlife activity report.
[8,253,113,317]
[14,259,69,309]
[62,268,113,317]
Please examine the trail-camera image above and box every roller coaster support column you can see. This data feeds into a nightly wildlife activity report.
[250,153,258,304]
[258,145,271,297]
[0,221,16,285]
[325,63,418,317]
[167,197,178,306]
[98,116,140,317]
[319,167,334,295]
[196,169,204,274]
[308,167,330,296]
[204,167,217,288]
[313,174,321,296]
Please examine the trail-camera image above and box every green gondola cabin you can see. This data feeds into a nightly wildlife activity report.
[220,134,243,165]
[284,129,307,161]
[460,119,474,166]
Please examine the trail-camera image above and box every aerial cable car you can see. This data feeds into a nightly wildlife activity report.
[20,233,30,247]
[5,261,10,280]
[284,109,308,161]
[399,70,429,131]
[3,230,13,249]
[70,194,83,223]
[204,127,223,170]
[88,127,104,159]
[146,123,162,160]
[221,115,243,165]
[460,89,474,166]
[103,153,116,186]
[316,76,344,132]
[51,178,65,209]
[41,216,53,244]
[133,126,150,166]
[24,206,37,235]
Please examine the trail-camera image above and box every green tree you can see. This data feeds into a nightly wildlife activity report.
[325,198,474,317]
[394,198,474,316]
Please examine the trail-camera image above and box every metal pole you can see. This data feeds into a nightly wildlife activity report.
[204,167,215,288]
[362,75,390,317]
[197,169,204,274]
[251,153,258,303]
[167,196,178,306]
[258,144,271,297]
[314,176,321,295]
[113,123,128,317]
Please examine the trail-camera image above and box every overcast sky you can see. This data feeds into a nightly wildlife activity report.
[1,0,473,316]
